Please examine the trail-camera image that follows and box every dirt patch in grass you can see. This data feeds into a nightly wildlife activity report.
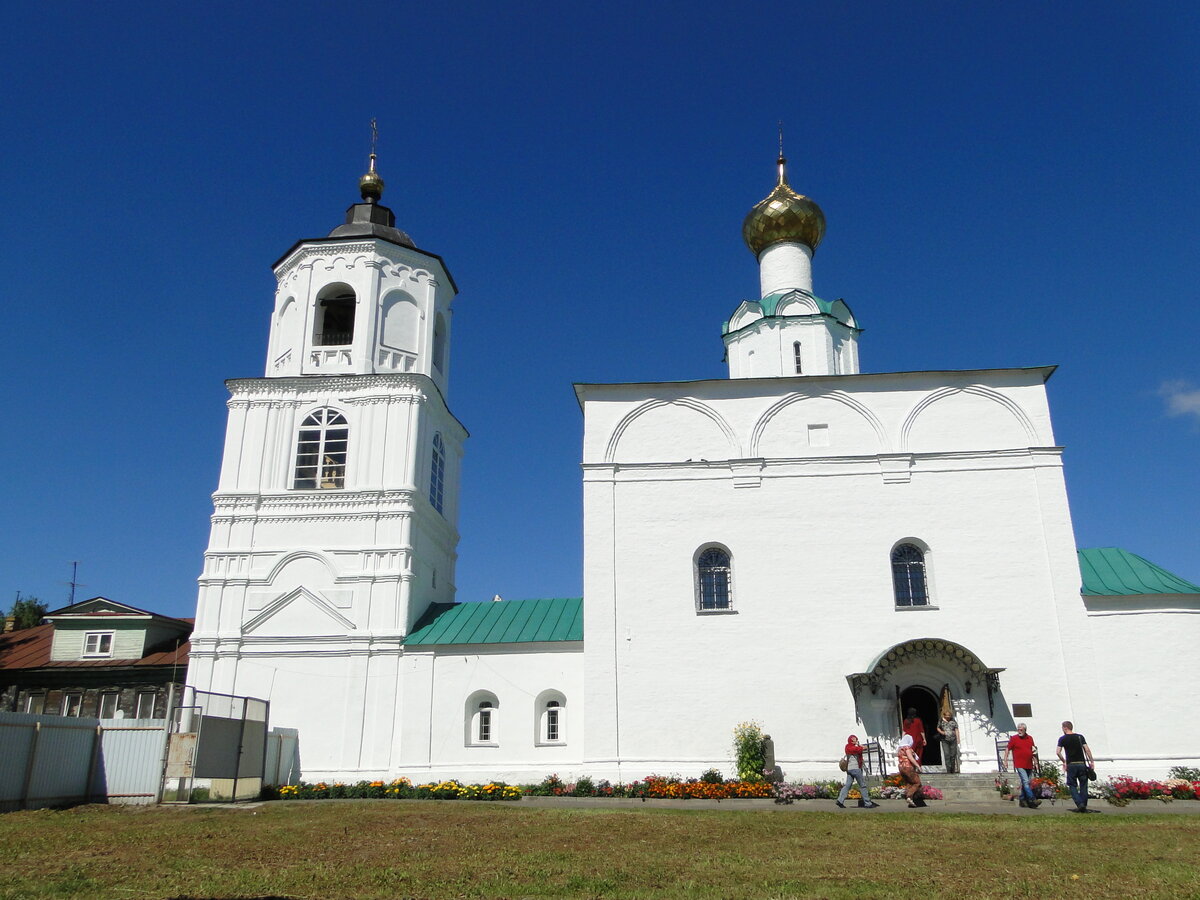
[0,801,1197,899]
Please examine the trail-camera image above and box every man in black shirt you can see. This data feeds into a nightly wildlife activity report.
[1056,720,1096,812]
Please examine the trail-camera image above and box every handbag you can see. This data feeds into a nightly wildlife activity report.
[838,755,849,772]
[1087,766,1098,782]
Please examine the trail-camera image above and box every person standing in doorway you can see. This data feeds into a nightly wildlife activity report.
[1056,721,1096,812]
[836,735,880,809]
[937,712,960,774]
[903,708,926,764]
[1003,723,1040,808]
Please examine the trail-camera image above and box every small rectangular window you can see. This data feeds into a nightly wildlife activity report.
[478,710,491,743]
[83,632,114,657]
[1011,703,1033,718]
[546,708,560,742]
[25,694,45,714]
[135,692,157,719]
[99,693,119,719]
[63,693,83,717]
[793,341,803,374]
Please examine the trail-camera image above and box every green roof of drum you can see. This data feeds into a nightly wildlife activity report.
[1078,547,1200,596]
[405,597,584,645]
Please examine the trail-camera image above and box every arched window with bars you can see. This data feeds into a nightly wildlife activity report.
[430,433,446,514]
[695,545,733,611]
[891,542,930,607]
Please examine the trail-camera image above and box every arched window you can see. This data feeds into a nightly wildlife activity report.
[430,434,446,514]
[313,285,356,346]
[545,700,562,742]
[892,543,929,607]
[293,409,349,489]
[432,312,446,373]
[793,341,803,374]
[535,691,567,745]
[696,546,733,611]
[477,701,494,742]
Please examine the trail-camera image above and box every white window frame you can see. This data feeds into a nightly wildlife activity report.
[293,408,349,490]
[535,692,567,746]
[25,694,45,714]
[99,692,119,719]
[83,631,115,658]
[62,693,83,717]
[134,691,157,719]
[466,692,499,747]
[694,544,735,613]
[430,434,446,515]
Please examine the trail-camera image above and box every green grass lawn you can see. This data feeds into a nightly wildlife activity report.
[1,801,1198,899]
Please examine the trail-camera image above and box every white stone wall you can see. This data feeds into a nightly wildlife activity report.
[393,644,585,784]
[577,367,1121,782]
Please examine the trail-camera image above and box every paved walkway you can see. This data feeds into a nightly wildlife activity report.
[516,796,1200,815]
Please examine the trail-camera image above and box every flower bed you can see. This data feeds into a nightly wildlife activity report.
[773,775,942,803]
[272,778,521,801]
[1102,776,1200,806]
[523,773,771,799]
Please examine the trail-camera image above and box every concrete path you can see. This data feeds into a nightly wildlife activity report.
[516,796,1200,815]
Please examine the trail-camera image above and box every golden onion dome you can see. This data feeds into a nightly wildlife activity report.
[359,152,385,203]
[742,155,825,257]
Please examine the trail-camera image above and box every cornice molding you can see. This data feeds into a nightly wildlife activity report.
[226,373,432,399]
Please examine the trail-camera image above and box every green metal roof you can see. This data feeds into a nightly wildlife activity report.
[722,290,860,336]
[405,597,584,646]
[1078,548,1200,596]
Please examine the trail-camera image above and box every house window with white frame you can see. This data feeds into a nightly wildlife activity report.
[25,694,45,714]
[99,692,119,719]
[892,543,930,607]
[293,409,349,490]
[545,700,562,742]
[135,691,157,719]
[83,632,115,658]
[62,693,83,717]
[696,546,733,611]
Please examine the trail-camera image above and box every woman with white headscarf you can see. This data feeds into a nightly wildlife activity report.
[897,734,926,808]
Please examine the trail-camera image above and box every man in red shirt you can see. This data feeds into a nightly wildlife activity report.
[1003,723,1040,808]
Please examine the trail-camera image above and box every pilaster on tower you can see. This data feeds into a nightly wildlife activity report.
[723,153,861,378]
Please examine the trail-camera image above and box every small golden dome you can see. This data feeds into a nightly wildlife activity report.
[742,156,825,256]
[359,153,384,203]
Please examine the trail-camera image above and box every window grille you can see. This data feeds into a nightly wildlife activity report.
[891,543,929,607]
[697,547,733,611]
[546,701,561,742]
[793,341,803,374]
[293,409,349,490]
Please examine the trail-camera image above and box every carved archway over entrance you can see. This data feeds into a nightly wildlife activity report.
[846,638,1007,772]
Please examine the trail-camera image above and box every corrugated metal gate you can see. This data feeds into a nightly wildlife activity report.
[0,712,168,811]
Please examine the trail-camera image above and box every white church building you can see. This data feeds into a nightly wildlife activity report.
[185,152,1200,783]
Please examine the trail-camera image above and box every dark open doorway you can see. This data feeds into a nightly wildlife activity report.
[900,685,942,766]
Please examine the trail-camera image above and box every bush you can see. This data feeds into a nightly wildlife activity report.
[571,776,596,797]
[700,768,725,784]
[1169,765,1200,782]
[732,722,767,783]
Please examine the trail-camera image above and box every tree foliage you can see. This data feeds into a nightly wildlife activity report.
[6,595,48,630]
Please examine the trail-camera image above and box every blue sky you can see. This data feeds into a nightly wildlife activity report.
[2,2,1197,619]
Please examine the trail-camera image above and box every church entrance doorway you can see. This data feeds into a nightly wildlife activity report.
[900,685,941,766]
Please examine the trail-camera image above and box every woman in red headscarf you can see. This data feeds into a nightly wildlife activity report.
[902,708,926,763]
[836,735,879,809]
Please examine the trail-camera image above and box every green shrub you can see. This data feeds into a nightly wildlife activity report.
[700,768,725,784]
[1169,765,1200,781]
[571,776,596,797]
[732,722,766,783]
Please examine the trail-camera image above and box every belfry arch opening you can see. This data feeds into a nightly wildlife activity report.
[314,284,356,347]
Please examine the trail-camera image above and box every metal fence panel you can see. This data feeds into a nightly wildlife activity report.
[0,718,37,804]
[97,720,168,805]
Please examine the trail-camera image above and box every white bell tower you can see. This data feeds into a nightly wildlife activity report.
[186,148,467,780]
[723,153,861,378]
